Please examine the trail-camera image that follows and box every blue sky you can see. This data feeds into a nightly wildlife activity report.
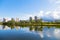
[0,0,60,20]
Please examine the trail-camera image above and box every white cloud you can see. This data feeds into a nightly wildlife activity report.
[52,11,60,19]
[38,31,44,38]
[39,11,60,20]
[42,28,60,39]
[21,0,60,20]
[23,10,60,20]
[54,29,60,39]
[55,0,60,4]
[48,0,60,4]
[48,0,60,10]
[46,0,60,20]
[39,11,44,18]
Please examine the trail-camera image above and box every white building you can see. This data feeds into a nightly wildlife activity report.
[15,18,20,22]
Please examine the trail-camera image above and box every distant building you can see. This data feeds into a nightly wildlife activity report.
[3,18,11,22]
[3,18,6,22]
[29,17,32,22]
[34,16,38,22]
[16,18,19,22]
[11,18,15,21]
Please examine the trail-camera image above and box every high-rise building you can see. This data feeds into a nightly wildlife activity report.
[29,17,32,22]
[16,18,19,22]
[3,18,6,22]
[34,16,38,22]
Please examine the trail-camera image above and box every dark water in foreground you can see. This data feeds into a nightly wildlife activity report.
[0,25,60,40]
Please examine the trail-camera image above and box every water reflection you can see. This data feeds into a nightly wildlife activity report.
[29,26,43,31]
[0,26,60,40]
[2,25,5,29]
[41,27,60,40]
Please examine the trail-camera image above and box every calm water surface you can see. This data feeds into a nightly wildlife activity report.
[0,25,60,40]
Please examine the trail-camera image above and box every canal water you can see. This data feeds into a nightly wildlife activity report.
[0,25,60,40]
